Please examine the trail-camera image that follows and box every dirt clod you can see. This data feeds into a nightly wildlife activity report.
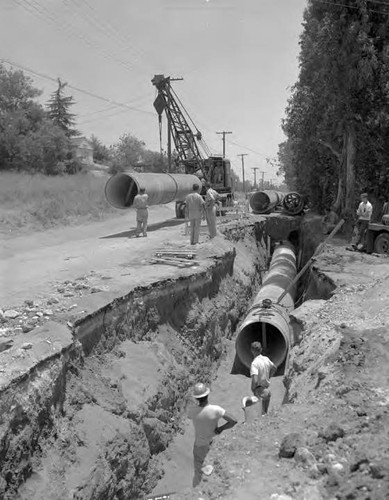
[279,433,306,458]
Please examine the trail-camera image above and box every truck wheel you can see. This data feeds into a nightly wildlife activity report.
[175,201,186,219]
[374,233,389,254]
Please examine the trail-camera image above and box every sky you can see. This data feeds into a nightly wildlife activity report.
[0,0,308,184]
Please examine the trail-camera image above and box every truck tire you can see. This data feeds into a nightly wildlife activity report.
[373,232,389,254]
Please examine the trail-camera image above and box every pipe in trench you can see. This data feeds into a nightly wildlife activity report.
[231,242,297,377]
[105,172,202,209]
[249,190,285,214]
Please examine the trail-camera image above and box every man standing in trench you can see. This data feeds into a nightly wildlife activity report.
[250,341,277,415]
[185,184,205,245]
[133,187,149,237]
[188,382,237,487]
[204,181,220,239]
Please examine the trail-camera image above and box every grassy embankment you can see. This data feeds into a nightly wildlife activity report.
[0,172,122,236]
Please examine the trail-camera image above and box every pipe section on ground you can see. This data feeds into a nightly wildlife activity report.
[249,190,284,214]
[232,243,297,377]
[282,192,305,215]
[105,172,202,209]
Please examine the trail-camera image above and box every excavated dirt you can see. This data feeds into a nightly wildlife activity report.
[3,220,268,500]
[175,245,389,500]
[2,210,388,500]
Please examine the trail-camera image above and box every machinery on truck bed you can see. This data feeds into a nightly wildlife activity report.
[366,202,389,254]
[152,74,233,218]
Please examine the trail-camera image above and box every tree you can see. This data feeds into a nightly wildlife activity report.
[0,64,70,173]
[109,133,146,173]
[89,134,111,164]
[47,78,78,137]
[281,0,389,225]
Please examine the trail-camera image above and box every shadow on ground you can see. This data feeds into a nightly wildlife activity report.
[100,218,185,239]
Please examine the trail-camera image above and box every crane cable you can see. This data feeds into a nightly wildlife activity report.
[170,86,212,158]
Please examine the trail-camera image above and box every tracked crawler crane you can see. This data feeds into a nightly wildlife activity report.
[152,74,234,217]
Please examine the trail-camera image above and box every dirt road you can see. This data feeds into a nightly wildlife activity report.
[0,204,185,308]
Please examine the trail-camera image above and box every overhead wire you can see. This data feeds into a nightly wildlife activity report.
[78,93,151,118]
[0,57,155,117]
[15,0,141,74]
[169,85,213,157]
[68,0,161,73]
[311,0,389,14]
[62,0,155,75]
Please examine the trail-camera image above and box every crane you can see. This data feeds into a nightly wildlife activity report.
[152,74,234,217]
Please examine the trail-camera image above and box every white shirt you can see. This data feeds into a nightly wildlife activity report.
[185,192,205,219]
[250,354,276,388]
[357,201,372,221]
[205,188,219,208]
[188,403,225,446]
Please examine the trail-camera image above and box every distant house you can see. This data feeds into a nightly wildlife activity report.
[70,136,94,164]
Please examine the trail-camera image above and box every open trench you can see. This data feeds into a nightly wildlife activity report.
[0,214,328,500]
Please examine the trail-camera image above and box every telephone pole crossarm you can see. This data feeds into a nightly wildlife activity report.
[216,131,232,158]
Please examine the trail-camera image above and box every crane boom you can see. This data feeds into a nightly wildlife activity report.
[152,74,205,176]
[151,74,234,218]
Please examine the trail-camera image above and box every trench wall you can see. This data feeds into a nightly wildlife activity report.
[0,222,268,500]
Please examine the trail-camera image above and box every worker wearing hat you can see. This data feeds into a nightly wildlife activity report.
[188,382,237,487]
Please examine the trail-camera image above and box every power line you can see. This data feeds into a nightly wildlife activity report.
[73,0,161,72]
[15,0,142,75]
[0,57,155,117]
[312,0,389,15]
[78,94,151,118]
[227,138,271,160]
[63,0,156,75]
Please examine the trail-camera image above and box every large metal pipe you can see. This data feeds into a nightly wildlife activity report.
[105,172,202,209]
[282,192,305,216]
[232,243,297,376]
[249,190,284,214]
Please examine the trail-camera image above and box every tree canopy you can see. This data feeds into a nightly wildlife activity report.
[46,78,78,137]
[0,64,70,174]
[279,0,389,223]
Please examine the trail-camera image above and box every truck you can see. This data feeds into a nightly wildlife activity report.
[366,202,389,254]
[151,74,234,218]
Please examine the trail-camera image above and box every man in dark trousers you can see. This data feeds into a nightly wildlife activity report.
[188,382,237,487]
[185,184,205,245]
[250,341,277,415]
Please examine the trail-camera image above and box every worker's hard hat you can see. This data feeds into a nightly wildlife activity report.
[193,382,210,399]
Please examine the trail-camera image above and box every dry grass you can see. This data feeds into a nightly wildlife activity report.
[0,171,119,235]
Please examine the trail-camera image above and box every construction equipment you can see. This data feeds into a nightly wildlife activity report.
[152,74,234,218]
[366,202,389,254]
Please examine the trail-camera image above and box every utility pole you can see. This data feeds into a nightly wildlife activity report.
[237,154,248,195]
[260,171,265,190]
[252,167,259,189]
[216,131,232,158]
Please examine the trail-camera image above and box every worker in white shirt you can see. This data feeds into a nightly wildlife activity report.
[204,182,220,239]
[188,383,237,487]
[250,341,277,415]
[185,184,205,245]
[133,187,149,237]
[352,192,373,251]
